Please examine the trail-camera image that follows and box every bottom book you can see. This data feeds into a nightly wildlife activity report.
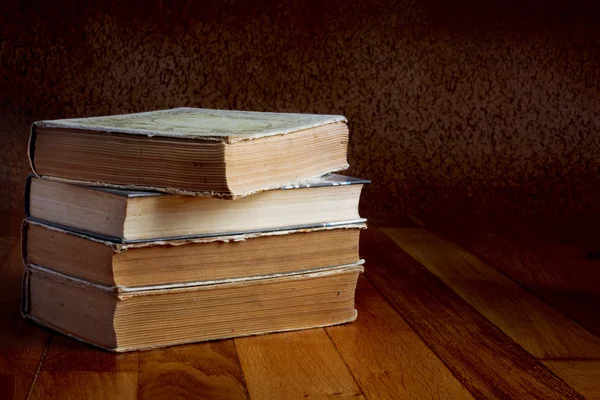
[22,262,363,352]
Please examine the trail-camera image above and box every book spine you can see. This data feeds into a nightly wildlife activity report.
[20,266,31,317]
[25,168,354,199]
[27,217,365,248]
[27,123,40,178]
[24,261,365,296]
[21,220,30,266]
[26,217,127,246]
[24,175,32,217]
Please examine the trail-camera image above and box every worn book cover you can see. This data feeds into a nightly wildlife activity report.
[30,107,347,143]
[22,218,366,250]
[21,263,363,352]
[25,173,369,243]
[29,108,350,197]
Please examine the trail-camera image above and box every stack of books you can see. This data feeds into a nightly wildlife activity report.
[21,108,369,352]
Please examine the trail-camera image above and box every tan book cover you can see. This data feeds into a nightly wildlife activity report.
[22,263,363,352]
[30,107,347,143]
[22,219,365,288]
[25,173,368,242]
[29,108,350,197]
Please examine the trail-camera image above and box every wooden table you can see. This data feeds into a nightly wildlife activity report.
[1,211,599,399]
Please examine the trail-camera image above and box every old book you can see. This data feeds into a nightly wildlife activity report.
[29,108,349,197]
[23,219,364,287]
[22,263,363,352]
[26,174,368,241]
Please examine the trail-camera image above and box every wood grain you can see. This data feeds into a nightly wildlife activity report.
[29,371,137,400]
[0,238,49,400]
[543,360,600,399]
[41,335,138,372]
[0,319,49,400]
[137,340,248,400]
[235,329,365,399]
[326,276,473,399]
[381,227,600,359]
[361,226,582,399]
[36,325,248,399]
[419,214,600,336]
[2,206,595,398]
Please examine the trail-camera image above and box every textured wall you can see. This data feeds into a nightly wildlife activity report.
[2,0,600,215]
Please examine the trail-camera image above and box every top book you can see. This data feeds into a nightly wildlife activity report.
[29,108,350,198]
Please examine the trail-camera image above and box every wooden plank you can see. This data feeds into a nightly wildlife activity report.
[444,214,599,297]
[29,371,137,400]
[235,329,365,399]
[0,319,49,400]
[326,276,474,399]
[137,340,249,399]
[381,227,600,359]
[543,360,600,400]
[0,239,50,400]
[41,335,138,372]
[419,214,600,336]
[361,226,582,399]
[36,330,249,399]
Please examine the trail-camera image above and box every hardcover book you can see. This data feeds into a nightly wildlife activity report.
[23,219,365,288]
[26,174,369,242]
[29,108,350,197]
[22,263,363,352]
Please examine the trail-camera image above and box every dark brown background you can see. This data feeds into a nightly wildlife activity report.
[2,0,600,216]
